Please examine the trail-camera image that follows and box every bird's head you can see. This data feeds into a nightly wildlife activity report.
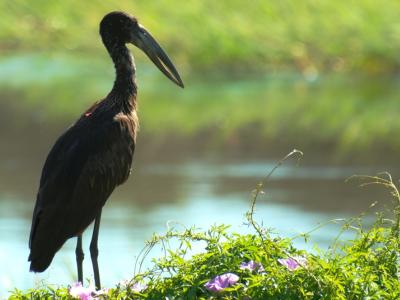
[100,11,184,88]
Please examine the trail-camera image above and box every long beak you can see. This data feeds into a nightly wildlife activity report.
[134,25,184,88]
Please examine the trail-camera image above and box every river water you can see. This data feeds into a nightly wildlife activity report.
[0,54,398,297]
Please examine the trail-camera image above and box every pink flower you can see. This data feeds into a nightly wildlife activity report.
[69,282,95,300]
[204,273,239,292]
[240,260,265,273]
[278,256,307,271]
[131,282,147,292]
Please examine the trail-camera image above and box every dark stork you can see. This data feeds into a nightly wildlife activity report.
[28,11,183,289]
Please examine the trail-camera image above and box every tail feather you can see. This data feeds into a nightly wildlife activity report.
[28,249,57,272]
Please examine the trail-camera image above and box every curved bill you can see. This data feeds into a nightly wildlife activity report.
[133,25,184,88]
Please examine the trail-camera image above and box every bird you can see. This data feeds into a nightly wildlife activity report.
[28,11,183,289]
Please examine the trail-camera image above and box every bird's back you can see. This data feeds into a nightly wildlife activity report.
[29,103,138,272]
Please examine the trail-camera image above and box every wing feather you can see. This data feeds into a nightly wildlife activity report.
[28,115,135,271]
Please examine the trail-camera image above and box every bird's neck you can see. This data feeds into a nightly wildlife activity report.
[107,43,137,112]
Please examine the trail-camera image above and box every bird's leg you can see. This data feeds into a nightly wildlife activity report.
[90,210,102,290]
[75,234,84,283]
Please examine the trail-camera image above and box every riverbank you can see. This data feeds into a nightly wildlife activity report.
[1,53,400,162]
[2,1,400,75]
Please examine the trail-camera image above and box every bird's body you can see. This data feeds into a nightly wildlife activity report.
[29,96,138,272]
[28,11,183,288]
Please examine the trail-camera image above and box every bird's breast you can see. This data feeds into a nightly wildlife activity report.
[78,109,139,191]
[110,110,138,184]
[113,110,139,143]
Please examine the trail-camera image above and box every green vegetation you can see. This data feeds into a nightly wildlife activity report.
[1,1,400,74]
[1,53,400,158]
[1,1,400,158]
[9,152,400,299]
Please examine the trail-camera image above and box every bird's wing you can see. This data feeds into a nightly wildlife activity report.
[28,116,135,270]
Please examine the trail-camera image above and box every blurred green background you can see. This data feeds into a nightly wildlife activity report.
[2,0,400,295]
[2,0,400,73]
[1,0,400,160]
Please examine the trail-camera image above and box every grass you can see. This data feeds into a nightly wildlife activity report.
[1,1,400,159]
[8,150,400,299]
[1,53,400,159]
[1,1,400,74]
